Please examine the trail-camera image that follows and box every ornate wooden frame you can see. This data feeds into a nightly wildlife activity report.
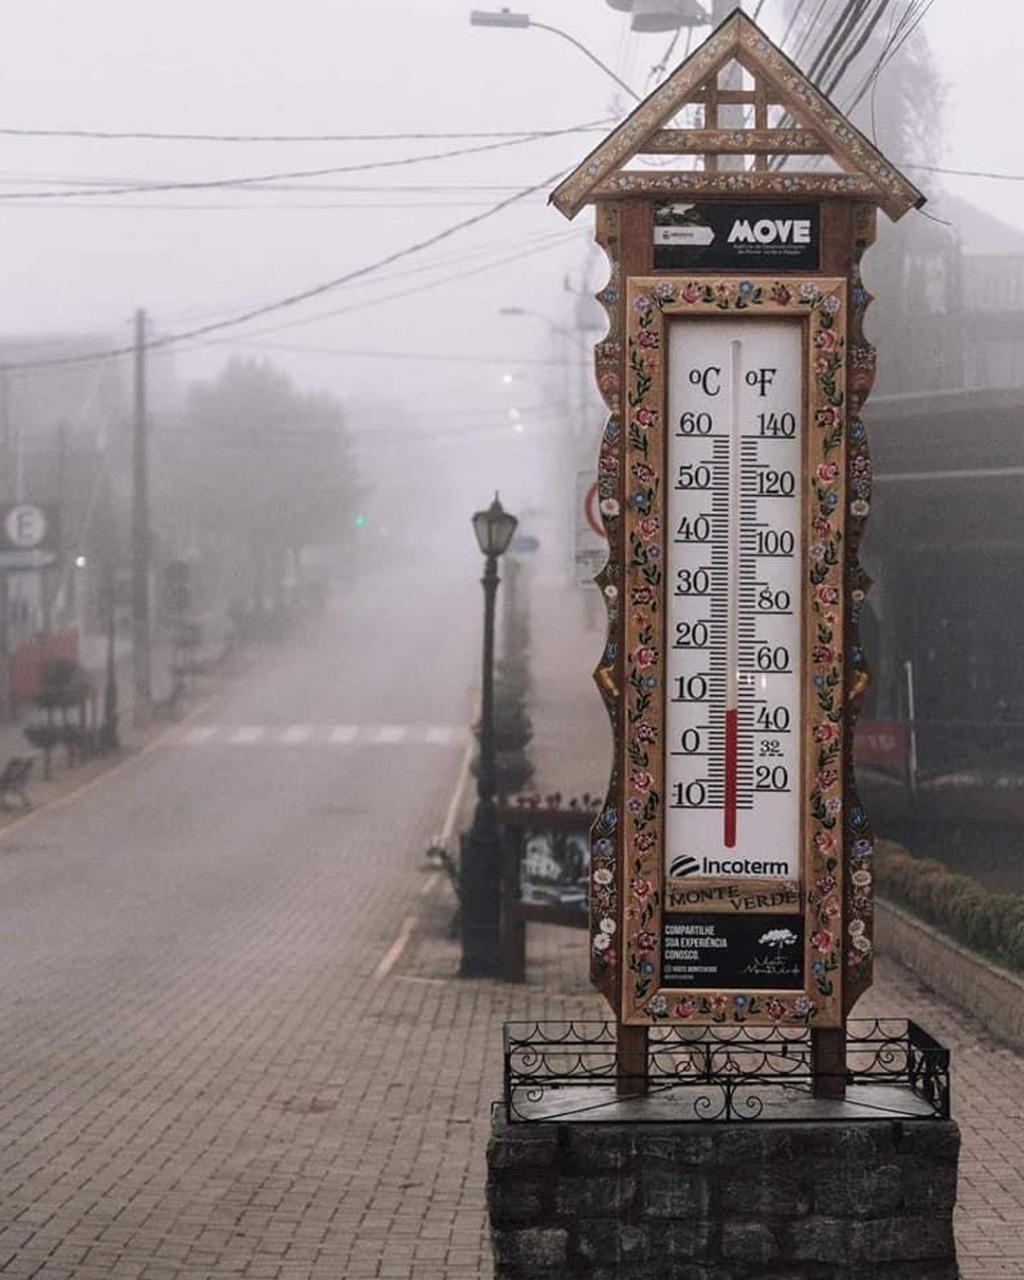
[609,274,847,1028]
[554,11,918,1074]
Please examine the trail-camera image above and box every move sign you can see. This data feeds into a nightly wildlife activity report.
[653,200,821,271]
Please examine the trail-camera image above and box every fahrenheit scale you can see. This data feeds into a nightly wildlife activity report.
[665,318,803,883]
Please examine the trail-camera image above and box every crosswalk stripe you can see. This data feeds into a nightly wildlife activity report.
[181,727,216,745]
[231,726,266,744]
[175,724,468,747]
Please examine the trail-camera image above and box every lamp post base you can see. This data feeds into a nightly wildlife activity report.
[458,818,503,979]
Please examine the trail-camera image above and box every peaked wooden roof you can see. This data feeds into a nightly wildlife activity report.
[550,8,924,222]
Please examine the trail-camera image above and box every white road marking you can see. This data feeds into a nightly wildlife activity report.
[180,727,216,745]
[175,724,469,747]
[231,726,266,744]
[374,912,418,981]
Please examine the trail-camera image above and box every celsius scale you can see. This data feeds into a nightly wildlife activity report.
[665,319,803,887]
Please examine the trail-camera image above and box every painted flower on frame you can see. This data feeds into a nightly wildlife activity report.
[853,934,872,952]
[813,721,839,744]
[675,997,696,1018]
[632,462,655,483]
[849,918,866,937]
[631,769,653,792]
[850,498,870,518]
[599,917,617,935]
[634,294,653,312]
[816,462,839,485]
[811,930,833,953]
[632,585,655,606]
[634,831,656,852]
[794,995,815,1017]
[634,407,658,429]
[822,293,841,314]
[635,930,657,953]
[681,283,702,303]
[593,932,611,952]
[765,998,786,1021]
[852,869,872,888]
[631,878,653,901]
[814,831,836,855]
[637,516,659,541]
[815,875,837,896]
[816,584,838,606]
[815,406,838,428]
[593,868,614,886]
[816,768,839,792]
[649,995,668,1016]
[600,498,620,518]
[769,283,792,305]
[653,279,676,301]
[636,328,658,350]
[634,646,657,670]
[635,722,657,744]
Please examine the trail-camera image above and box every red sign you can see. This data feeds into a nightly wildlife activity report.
[854,719,909,770]
[584,482,606,540]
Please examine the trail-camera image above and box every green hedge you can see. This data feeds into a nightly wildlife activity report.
[876,839,1024,973]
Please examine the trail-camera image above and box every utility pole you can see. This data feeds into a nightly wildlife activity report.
[132,309,151,722]
[0,375,9,722]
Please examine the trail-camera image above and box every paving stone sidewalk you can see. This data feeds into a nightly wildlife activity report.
[392,578,1024,1280]
[0,585,1021,1279]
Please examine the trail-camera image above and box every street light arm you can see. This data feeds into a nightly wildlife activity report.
[469,11,641,102]
[526,20,642,101]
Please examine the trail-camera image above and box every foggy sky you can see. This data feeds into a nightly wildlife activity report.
[1,0,1020,523]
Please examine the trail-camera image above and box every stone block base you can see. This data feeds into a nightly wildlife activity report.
[487,1110,960,1279]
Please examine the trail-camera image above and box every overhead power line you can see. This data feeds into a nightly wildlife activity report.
[0,125,601,202]
[0,163,572,374]
[0,123,610,144]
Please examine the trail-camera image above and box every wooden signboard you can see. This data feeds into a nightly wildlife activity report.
[551,10,922,1085]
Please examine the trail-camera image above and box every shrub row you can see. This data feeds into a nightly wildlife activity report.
[875,839,1024,974]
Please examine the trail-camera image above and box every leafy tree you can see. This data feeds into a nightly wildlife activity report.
[155,359,357,619]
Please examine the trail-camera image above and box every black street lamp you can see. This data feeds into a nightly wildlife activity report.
[460,492,518,978]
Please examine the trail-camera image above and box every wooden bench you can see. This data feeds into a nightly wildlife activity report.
[0,757,33,811]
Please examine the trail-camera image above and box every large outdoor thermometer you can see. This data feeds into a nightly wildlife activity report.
[619,276,848,1026]
[666,319,803,885]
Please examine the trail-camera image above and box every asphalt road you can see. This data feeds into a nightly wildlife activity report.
[0,565,481,1280]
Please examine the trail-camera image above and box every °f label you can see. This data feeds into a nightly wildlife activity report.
[665,317,803,881]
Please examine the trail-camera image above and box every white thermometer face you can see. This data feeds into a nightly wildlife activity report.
[665,318,803,881]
